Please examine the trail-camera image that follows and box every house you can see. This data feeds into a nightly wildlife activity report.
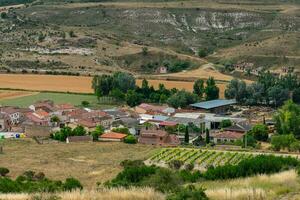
[156,66,168,74]
[29,100,55,113]
[99,132,127,142]
[138,128,180,146]
[135,103,175,115]
[190,99,237,114]
[104,108,130,120]
[66,135,92,143]
[0,106,22,125]
[212,131,244,144]
[0,113,11,131]
[25,111,50,126]
[224,121,252,133]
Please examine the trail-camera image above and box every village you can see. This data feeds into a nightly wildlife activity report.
[0,97,275,149]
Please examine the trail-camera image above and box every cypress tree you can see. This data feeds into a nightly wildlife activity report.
[184,126,189,144]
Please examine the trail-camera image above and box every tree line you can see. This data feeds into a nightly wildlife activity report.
[92,72,220,108]
[225,72,300,107]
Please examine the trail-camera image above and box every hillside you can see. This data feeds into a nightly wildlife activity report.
[0,0,299,80]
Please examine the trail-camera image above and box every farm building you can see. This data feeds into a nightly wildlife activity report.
[138,128,180,146]
[190,99,237,114]
[135,103,175,115]
[224,121,252,133]
[99,132,127,142]
[212,131,244,144]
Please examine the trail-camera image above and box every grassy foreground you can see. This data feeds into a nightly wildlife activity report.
[200,170,300,200]
[0,139,158,189]
[0,187,165,200]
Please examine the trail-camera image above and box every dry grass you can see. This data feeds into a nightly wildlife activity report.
[0,188,165,200]
[0,139,158,189]
[58,1,299,13]
[202,170,300,200]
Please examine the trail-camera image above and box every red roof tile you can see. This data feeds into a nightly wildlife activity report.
[100,132,127,139]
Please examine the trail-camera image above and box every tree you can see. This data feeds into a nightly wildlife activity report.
[1,12,7,19]
[248,124,269,141]
[91,125,104,141]
[126,90,142,107]
[257,71,277,104]
[205,128,210,144]
[124,135,137,144]
[109,88,125,101]
[271,134,297,151]
[142,47,148,56]
[92,75,113,97]
[141,79,150,98]
[72,125,86,136]
[81,101,90,107]
[112,72,135,93]
[50,116,60,123]
[198,48,207,58]
[225,79,248,104]
[63,178,83,191]
[0,168,9,177]
[292,88,300,104]
[193,79,205,99]
[167,185,209,200]
[267,85,289,107]
[205,77,219,101]
[184,126,189,144]
[167,90,198,108]
[69,30,76,37]
[220,119,232,128]
[273,100,300,137]
[245,82,264,105]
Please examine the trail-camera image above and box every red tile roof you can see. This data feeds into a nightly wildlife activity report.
[100,132,127,139]
[159,121,178,126]
[214,131,244,140]
[34,109,50,119]
[55,103,75,110]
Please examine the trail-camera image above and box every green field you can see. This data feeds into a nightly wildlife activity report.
[0,92,115,108]
[149,148,256,169]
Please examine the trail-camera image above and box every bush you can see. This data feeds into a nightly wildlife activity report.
[120,160,144,168]
[112,127,130,135]
[0,168,9,177]
[124,135,137,144]
[249,124,269,141]
[178,170,201,183]
[81,101,90,107]
[168,160,184,170]
[184,163,194,171]
[63,178,83,191]
[220,119,232,128]
[204,155,299,180]
[167,185,208,200]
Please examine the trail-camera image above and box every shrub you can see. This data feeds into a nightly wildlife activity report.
[124,135,137,144]
[167,185,208,200]
[204,155,299,180]
[178,170,201,183]
[184,163,194,171]
[220,119,232,128]
[112,127,130,135]
[248,124,269,141]
[290,141,300,152]
[0,168,9,177]
[63,178,83,191]
[81,101,90,107]
[120,160,144,168]
[168,160,184,170]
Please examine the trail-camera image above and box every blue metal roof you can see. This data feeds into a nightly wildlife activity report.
[190,99,236,109]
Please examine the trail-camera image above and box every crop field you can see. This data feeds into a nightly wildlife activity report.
[0,90,37,100]
[0,74,228,98]
[0,92,102,108]
[148,148,256,169]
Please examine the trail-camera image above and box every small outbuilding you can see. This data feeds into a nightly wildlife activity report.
[99,132,127,142]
